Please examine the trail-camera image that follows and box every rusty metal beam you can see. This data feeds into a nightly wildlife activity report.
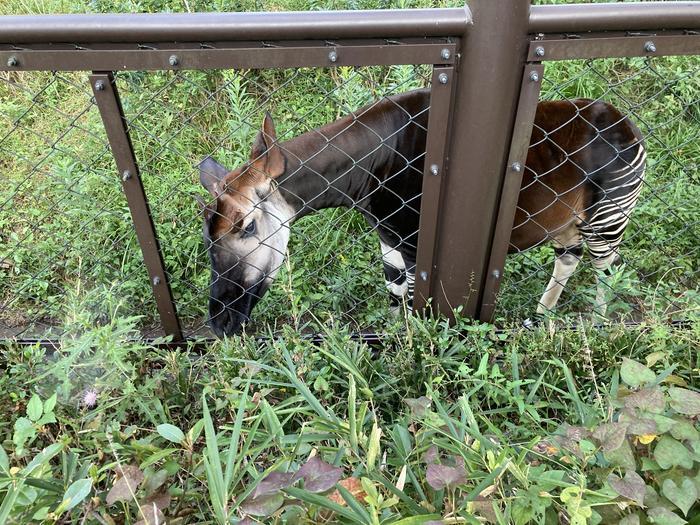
[0,41,456,71]
[528,33,700,62]
[0,9,470,44]
[414,65,455,311]
[479,64,544,322]
[90,72,183,341]
[425,0,532,321]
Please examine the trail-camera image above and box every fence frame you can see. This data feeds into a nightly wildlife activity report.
[1,1,699,345]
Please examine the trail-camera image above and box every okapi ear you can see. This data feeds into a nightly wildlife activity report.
[250,112,285,178]
[199,157,229,197]
[193,193,216,221]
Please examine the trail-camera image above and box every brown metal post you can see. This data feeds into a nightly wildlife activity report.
[90,72,183,341]
[479,64,543,321]
[419,0,531,320]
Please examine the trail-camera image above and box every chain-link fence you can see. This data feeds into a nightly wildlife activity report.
[1,5,699,343]
[0,56,439,340]
[494,55,700,325]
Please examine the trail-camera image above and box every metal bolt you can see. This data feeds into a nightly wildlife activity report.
[644,41,657,53]
[534,46,545,57]
[529,70,540,82]
[153,276,161,286]
[440,48,451,61]
[511,162,522,173]
[94,80,105,91]
[430,164,439,176]
[419,271,428,281]
[328,51,338,63]
[122,170,132,181]
[492,269,500,279]
[169,55,179,66]
[438,73,449,85]
[7,56,18,67]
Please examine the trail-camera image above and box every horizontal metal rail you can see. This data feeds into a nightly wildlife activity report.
[0,8,471,44]
[529,2,700,34]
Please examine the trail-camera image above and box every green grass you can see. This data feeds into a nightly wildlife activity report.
[0,0,699,523]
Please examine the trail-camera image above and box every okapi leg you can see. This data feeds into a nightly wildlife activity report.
[591,252,620,318]
[536,245,583,315]
[380,241,408,308]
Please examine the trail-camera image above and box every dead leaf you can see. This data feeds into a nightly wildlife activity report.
[106,465,144,505]
[328,477,367,506]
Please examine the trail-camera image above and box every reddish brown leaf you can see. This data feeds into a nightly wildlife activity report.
[106,465,144,505]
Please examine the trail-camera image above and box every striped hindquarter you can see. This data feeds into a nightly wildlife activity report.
[511,99,646,317]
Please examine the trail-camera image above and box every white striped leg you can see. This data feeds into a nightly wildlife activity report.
[536,247,582,315]
[591,252,619,318]
[380,241,408,313]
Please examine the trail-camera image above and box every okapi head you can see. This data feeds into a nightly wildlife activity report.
[198,113,294,337]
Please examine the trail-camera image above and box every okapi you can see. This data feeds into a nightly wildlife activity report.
[199,88,645,337]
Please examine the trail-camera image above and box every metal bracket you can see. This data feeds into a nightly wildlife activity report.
[414,65,455,311]
[90,72,183,340]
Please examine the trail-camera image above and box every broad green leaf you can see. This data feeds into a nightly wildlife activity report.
[156,424,185,444]
[593,422,628,453]
[647,507,686,525]
[654,436,693,469]
[59,478,92,513]
[624,387,665,413]
[26,394,43,422]
[0,446,9,476]
[240,493,284,517]
[669,388,700,416]
[662,478,696,517]
[605,439,636,470]
[15,485,38,506]
[13,417,34,447]
[607,470,645,506]
[620,359,655,388]
[43,393,57,415]
[23,443,64,475]
[670,418,699,442]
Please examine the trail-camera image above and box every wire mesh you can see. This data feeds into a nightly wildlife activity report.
[0,70,155,340]
[495,54,700,325]
[118,64,431,337]
[0,62,432,340]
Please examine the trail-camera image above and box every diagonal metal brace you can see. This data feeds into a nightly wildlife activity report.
[90,72,183,341]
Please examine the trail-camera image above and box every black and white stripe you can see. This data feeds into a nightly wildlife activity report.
[580,143,646,264]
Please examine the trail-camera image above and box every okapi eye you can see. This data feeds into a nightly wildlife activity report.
[241,220,256,238]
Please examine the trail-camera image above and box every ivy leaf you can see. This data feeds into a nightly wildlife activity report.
[662,478,697,517]
[604,440,636,470]
[624,387,665,413]
[252,471,295,498]
[404,397,432,418]
[294,456,343,493]
[669,387,700,416]
[240,493,284,517]
[607,470,645,506]
[426,462,467,490]
[156,424,185,444]
[647,507,687,525]
[592,422,628,453]
[26,394,43,423]
[620,359,655,388]
[106,465,144,505]
[619,409,657,436]
[654,436,693,470]
[670,418,699,442]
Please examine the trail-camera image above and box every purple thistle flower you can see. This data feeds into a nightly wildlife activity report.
[81,388,98,408]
